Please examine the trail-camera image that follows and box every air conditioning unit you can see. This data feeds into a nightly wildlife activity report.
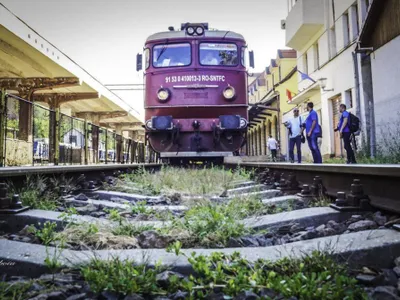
[281,19,286,30]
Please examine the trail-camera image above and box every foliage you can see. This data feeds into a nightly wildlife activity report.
[0,281,33,300]
[120,165,251,196]
[7,175,61,210]
[44,244,64,273]
[28,221,58,246]
[81,257,163,296]
[164,203,251,247]
[106,208,124,223]
[111,223,155,237]
[81,250,366,299]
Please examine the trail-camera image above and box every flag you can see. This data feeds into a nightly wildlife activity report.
[286,89,294,102]
[297,70,316,83]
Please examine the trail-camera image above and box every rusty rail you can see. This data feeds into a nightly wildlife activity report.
[225,161,400,214]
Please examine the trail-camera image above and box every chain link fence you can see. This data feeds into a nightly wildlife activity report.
[0,91,157,167]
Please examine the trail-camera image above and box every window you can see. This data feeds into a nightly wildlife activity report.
[144,48,150,69]
[343,13,350,47]
[199,43,238,66]
[313,43,319,71]
[279,66,282,81]
[69,136,77,146]
[345,89,353,108]
[302,52,308,74]
[330,25,337,58]
[153,43,191,68]
[241,47,247,67]
[350,4,359,40]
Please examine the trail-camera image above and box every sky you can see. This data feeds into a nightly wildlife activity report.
[1,0,288,116]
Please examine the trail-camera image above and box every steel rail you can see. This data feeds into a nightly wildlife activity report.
[224,162,400,214]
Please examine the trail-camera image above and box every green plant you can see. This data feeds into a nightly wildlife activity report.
[32,221,58,246]
[106,208,123,223]
[111,223,155,237]
[166,203,251,247]
[0,281,33,300]
[81,257,163,296]
[120,165,251,196]
[7,175,60,210]
[58,206,78,223]
[44,244,64,274]
[131,201,153,215]
[81,250,366,299]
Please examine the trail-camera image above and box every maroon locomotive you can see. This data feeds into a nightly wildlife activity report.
[137,23,253,163]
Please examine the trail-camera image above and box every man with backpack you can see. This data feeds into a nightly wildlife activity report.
[335,104,357,164]
[285,108,304,163]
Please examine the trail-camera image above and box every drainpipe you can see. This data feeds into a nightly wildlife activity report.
[352,52,361,122]
[354,47,376,158]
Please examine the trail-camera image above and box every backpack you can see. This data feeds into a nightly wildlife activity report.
[348,112,360,133]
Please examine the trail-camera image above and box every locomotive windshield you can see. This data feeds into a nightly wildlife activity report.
[153,43,191,67]
[199,43,238,66]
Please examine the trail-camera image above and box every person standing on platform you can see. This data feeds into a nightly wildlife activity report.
[267,135,278,162]
[335,104,357,164]
[303,102,322,164]
[285,108,303,163]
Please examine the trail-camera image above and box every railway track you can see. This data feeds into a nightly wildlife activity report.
[0,163,400,299]
[225,158,400,215]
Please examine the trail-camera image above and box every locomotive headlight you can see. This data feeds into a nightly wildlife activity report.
[145,119,153,130]
[157,88,170,102]
[223,86,236,100]
[195,26,204,35]
[187,26,195,35]
[240,118,248,129]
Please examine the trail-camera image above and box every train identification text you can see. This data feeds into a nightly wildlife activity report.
[165,75,225,83]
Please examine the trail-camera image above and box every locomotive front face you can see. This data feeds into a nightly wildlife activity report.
[143,29,248,158]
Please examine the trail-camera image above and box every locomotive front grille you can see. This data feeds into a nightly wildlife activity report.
[184,92,208,99]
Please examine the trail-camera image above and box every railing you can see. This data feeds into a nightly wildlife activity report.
[0,90,158,167]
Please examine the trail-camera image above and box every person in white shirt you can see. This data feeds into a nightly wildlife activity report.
[285,108,303,163]
[267,135,278,162]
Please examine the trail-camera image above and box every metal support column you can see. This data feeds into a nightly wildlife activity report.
[105,129,108,165]
[54,108,60,165]
[84,120,89,165]
[0,89,6,167]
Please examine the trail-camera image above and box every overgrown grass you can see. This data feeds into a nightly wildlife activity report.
[54,221,153,250]
[118,165,252,196]
[7,175,73,210]
[81,250,366,299]
[0,281,34,300]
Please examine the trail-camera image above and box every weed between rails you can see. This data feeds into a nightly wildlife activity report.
[80,250,366,299]
[115,165,252,196]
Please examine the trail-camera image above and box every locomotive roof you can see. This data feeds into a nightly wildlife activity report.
[146,30,245,43]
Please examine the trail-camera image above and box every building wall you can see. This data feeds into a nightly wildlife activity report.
[371,35,400,136]
[286,0,372,159]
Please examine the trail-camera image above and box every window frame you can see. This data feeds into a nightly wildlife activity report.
[144,48,150,70]
[199,42,239,67]
[152,42,192,68]
[241,46,247,67]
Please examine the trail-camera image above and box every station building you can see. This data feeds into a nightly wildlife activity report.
[0,4,146,166]
[246,50,297,159]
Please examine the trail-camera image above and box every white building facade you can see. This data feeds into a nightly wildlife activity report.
[284,0,372,159]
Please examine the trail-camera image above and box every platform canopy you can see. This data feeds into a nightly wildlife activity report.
[0,4,143,126]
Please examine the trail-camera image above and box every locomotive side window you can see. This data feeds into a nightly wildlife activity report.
[241,47,248,67]
[153,43,191,68]
[199,43,238,66]
[144,48,150,69]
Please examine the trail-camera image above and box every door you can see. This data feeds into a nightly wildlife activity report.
[331,96,344,157]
